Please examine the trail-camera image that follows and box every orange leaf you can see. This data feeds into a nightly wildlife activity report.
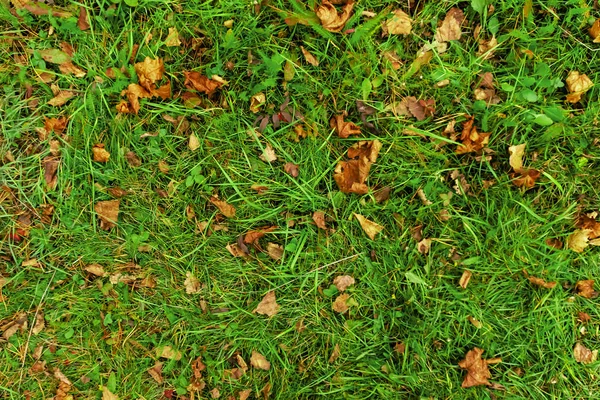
[330,113,361,138]
[184,71,223,95]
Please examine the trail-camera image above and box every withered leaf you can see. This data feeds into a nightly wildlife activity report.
[330,113,361,138]
[250,92,266,113]
[147,361,163,384]
[567,229,591,253]
[250,351,271,370]
[102,386,118,400]
[386,10,411,35]
[189,133,200,151]
[92,144,110,162]
[284,162,299,178]
[333,275,355,292]
[184,272,202,294]
[125,151,141,167]
[574,342,598,364]
[508,144,526,172]
[95,200,120,230]
[244,225,277,245]
[48,89,75,107]
[155,345,182,360]
[300,46,319,66]
[334,140,382,194]
[590,19,600,43]
[434,7,465,43]
[328,343,341,363]
[77,7,90,30]
[253,291,280,317]
[44,117,68,134]
[259,143,277,163]
[316,0,354,32]
[406,97,435,121]
[566,71,593,103]
[576,214,600,239]
[528,276,557,289]
[458,348,498,388]
[576,280,598,299]
[209,196,236,218]
[266,243,284,260]
[85,263,106,276]
[184,71,223,95]
[312,211,327,230]
[226,243,248,258]
[456,116,490,155]
[354,213,383,240]
[459,270,472,289]
[59,62,86,78]
[578,312,592,323]
[332,293,351,313]
[43,156,60,190]
[32,312,45,335]
[135,57,164,92]
[165,27,181,47]
[417,238,432,254]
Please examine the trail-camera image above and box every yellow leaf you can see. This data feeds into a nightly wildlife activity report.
[301,46,319,66]
[165,27,181,47]
[316,0,354,32]
[386,10,411,35]
[354,213,383,240]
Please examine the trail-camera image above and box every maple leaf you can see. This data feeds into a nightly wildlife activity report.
[184,71,223,95]
[301,46,319,66]
[528,276,557,289]
[334,140,382,194]
[329,343,341,363]
[209,196,236,218]
[155,345,182,360]
[253,291,280,317]
[250,351,271,370]
[184,272,202,294]
[354,213,383,240]
[330,113,361,138]
[576,280,598,299]
[458,348,501,388]
[574,343,598,364]
[92,143,110,162]
[333,275,355,292]
[386,10,411,35]
[455,116,490,155]
[590,19,600,43]
[95,200,119,230]
[316,0,354,32]
[565,71,593,103]
[459,270,472,289]
[312,211,327,230]
[284,162,299,178]
[434,8,465,43]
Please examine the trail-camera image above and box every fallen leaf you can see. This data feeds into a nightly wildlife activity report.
[32,312,45,335]
[468,316,483,328]
[250,351,271,370]
[92,144,110,162]
[374,186,391,203]
[239,389,252,400]
[312,211,327,230]
[394,342,406,354]
[567,229,591,253]
[386,10,411,35]
[253,291,280,317]
[328,343,341,363]
[566,71,593,103]
[85,264,106,276]
[417,238,432,254]
[332,293,351,313]
[590,19,600,42]
[155,345,182,360]
[184,71,223,95]
[576,280,598,299]
[210,388,220,398]
[43,116,68,134]
[184,272,202,294]
[477,36,498,59]
[330,113,361,138]
[574,342,598,364]
[333,275,355,292]
[147,361,163,384]
[456,116,490,155]
[135,57,164,92]
[165,27,181,47]
[43,156,60,190]
[59,62,86,78]
[434,7,465,43]
[354,213,383,240]
[95,200,120,230]
[209,196,236,218]
[511,169,541,189]
[188,133,200,151]
[334,140,382,194]
[508,144,526,172]
[226,243,248,258]
[544,237,562,249]
[300,46,319,66]
[576,213,600,239]
[459,270,472,289]
[15,1,72,18]
[284,162,299,178]
[259,143,277,163]
[578,312,592,323]
[124,151,141,167]
[30,360,46,373]
[458,348,498,388]
[48,89,75,107]
[266,243,284,260]
[316,0,354,33]
[406,97,435,121]
[528,276,557,289]
[54,368,72,385]
[250,92,266,113]
[77,6,90,30]
[102,386,119,400]
[244,226,277,245]
[473,72,501,104]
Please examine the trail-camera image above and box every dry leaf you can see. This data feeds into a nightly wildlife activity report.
[147,361,163,384]
[578,312,592,323]
[417,238,432,254]
[135,57,164,92]
[239,389,252,400]
[316,0,354,32]
[328,343,341,363]
[590,19,600,43]
[184,272,202,294]
[566,71,593,103]
[406,97,435,121]
[210,196,236,218]
[189,133,200,151]
[545,238,563,249]
[102,386,119,400]
[456,116,490,155]
[92,143,110,162]
[468,316,483,329]
[394,342,406,354]
[77,6,90,30]
[332,293,351,313]
[85,263,106,276]
[434,8,465,43]
[312,211,327,230]
[250,92,266,113]
[374,186,391,203]
[125,151,141,167]
[266,243,284,260]
[386,10,412,35]
[334,140,382,194]
[226,243,248,258]
[59,62,86,77]
[155,345,182,360]
[300,46,319,66]
[253,291,280,317]
[95,200,119,230]
[165,27,181,47]
[184,71,223,95]
[333,275,355,292]
[576,214,600,239]
[330,113,361,138]
[284,162,299,178]
[354,213,383,240]
[511,169,541,189]
[567,229,591,253]
[528,276,557,289]
[244,225,277,245]
[477,36,498,59]
[48,89,75,106]
[250,351,271,370]
[32,312,45,335]
[44,116,68,134]
[458,348,498,388]
[508,144,526,172]
[459,270,472,289]
[574,342,598,364]
[259,143,277,163]
[43,156,59,190]
[576,280,598,299]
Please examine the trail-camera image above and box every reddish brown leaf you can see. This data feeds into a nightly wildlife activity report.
[312,211,327,230]
[209,196,236,218]
[332,293,351,313]
[455,116,490,155]
[458,348,499,388]
[284,162,299,178]
[578,312,592,323]
[334,140,382,194]
[43,156,60,190]
[528,276,557,289]
[77,7,90,30]
[244,226,277,245]
[184,71,223,95]
[135,57,165,92]
[328,343,341,363]
[44,117,68,134]
[330,113,361,138]
[92,144,110,162]
[576,280,598,299]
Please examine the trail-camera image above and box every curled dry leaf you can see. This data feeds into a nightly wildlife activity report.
[434,7,465,43]
[567,229,591,253]
[85,263,106,276]
[576,280,598,299]
[590,19,600,43]
[92,144,110,162]
[135,57,164,91]
[155,345,182,360]
[459,270,472,289]
[43,156,60,190]
[528,276,557,289]
[578,312,592,323]
[417,238,432,254]
[184,272,202,294]
[266,242,284,260]
[332,293,350,313]
[330,113,361,138]
[32,312,45,335]
[354,213,383,240]
[566,71,593,103]
[458,347,500,388]
[301,46,319,66]
[574,342,598,364]
[456,116,490,155]
[328,343,341,363]
[250,350,271,370]
[334,140,382,194]
[312,211,327,230]
[209,196,236,218]
[477,36,498,59]
[165,27,181,47]
[253,291,280,317]
[576,214,600,239]
[386,10,411,35]
[316,0,354,32]
[95,200,119,230]
[184,71,223,95]
[468,316,483,329]
[508,143,540,189]
[250,92,266,113]
[259,143,277,163]
[546,238,563,249]
[226,243,248,258]
[333,275,355,292]
[284,162,299,178]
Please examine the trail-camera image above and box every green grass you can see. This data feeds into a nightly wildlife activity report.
[2,0,600,398]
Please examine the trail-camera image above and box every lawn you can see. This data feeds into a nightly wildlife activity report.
[2,0,600,399]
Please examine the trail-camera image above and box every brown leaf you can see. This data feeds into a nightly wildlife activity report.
[17,2,72,18]
[155,345,182,360]
[316,0,354,32]
[566,71,593,103]
[312,211,327,230]
[44,117,68,134]
[250,350,271,370]
[333,275,355,292]
[300,46,319,66]
[266,243,284,260]
[468,316,483,328]
[92,143,110,162]
[567,229,591,253]
[354,213,383,240]
[405,97,435,121]
[135,57,164,92]
[578,312,592,323]
[386,10,412,35]
[78,7,90,30]
[48,89,75,107]
[95,200,120,230]
[334,140,382,194]
[147,361,163,384]
[184,272,202,294]
[456,116,490,155]
[574,342,598,364]
[184,71,223,95]
[244,225,277,245]
[32,312,45,335]
[259,143,277,163]
[511,169,541,189]
[226,243,248,258]
[43,156,60,190]
[210,196,236,218]
[59,61,86,78]
[459,270,472,289]
[528,276,557,289]
[165,27,181,47]
[458,348,494,388]
[394,342,406,354]
[189,133,201,151]
[330,113,361,138]
[124,151,141,167]
[250,92,266,113]
[253,291,280,317]
[576,280,598,299]
[434,7,465,43]
[477,36,498,59]
[590,19,600,43]
[85,263,106,276]
[417,238,432,254]
[239,389,252,400]
[328,343,341,363]
[102,386,119,400]
[284,162,299,178]
[210,388,220,398]
[332,293,351,313]
[30,360,46,374]
[508,144,526,172]
[576,213,600,239]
